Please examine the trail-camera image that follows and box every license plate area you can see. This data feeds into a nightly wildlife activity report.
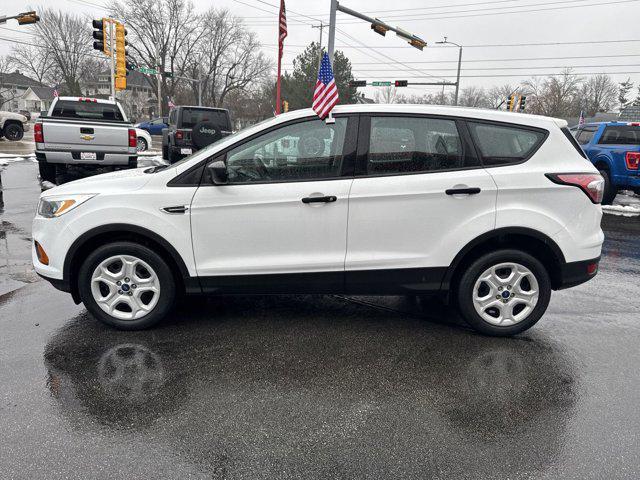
[180,148,192,155]
[80,152,97,160]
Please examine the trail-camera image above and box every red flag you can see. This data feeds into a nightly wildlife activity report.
[276,0,287,115]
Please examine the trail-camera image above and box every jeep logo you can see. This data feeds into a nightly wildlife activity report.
[200,127,215,135]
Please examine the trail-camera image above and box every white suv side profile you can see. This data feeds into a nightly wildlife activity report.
[32,105,604,336]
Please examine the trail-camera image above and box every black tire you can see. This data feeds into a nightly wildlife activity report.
[137,137,148,152]
[38,161,56,184]
[599,169,616,205]
[162,145,168,160]
[77,241,176,330]
[455,249,552,336]
[168,147,180,164]
[3,122,24,141]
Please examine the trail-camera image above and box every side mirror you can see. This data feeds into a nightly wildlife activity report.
[207,160,228,185]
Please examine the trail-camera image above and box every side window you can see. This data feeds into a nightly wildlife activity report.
[223,117,348,183]
[468,122,546,166]
[367,116,466,175]
[599,125,640,145]
[577,127,596,145]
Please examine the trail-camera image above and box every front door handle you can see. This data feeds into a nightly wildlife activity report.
[301,195,337,204]
[445,187,481,195]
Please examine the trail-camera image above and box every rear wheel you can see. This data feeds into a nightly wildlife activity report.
[3,122,24,141]
[78,242,176,330]
[598,169,616,205]
[455,249,551,336]
[38,161,56,184]
[137,137,148,152]
[162,145,168,160]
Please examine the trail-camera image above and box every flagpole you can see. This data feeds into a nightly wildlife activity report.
[276,53,282,115]
[275,0,286,115]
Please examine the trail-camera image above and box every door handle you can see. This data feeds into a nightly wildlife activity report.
[445,187,481,195]
[301,195,337,204]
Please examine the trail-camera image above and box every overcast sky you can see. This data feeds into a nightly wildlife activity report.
[2,0,640,99]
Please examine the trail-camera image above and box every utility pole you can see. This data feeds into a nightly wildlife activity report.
[311,22,325,68]
[327,1,426,66]
[109,21,116,100]
[436,37,463,106]
[156,68,162,116]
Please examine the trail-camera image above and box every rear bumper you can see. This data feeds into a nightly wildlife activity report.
[556,256,601,290]
[36,148,137,166]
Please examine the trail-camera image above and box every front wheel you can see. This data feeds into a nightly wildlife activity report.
[77,242,176,330]
[455,249,551,336]
[3,122,24,141]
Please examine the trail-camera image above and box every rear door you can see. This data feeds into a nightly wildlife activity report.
[190,115,358,293]
[345,114,497,293]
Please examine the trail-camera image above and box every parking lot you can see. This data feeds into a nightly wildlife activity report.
[1,156,639,479]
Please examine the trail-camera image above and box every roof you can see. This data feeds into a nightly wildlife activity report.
[279,104,567,129]
[0,70,43,88]
[26,86,56,100]
[619,105,640,122]
[56,96,119,105]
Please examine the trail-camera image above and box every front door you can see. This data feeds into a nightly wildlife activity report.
[190,115,357,293]
[345,115,497,293]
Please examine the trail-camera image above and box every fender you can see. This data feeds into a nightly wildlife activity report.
[63,223,193,286]
[441,227,565,290]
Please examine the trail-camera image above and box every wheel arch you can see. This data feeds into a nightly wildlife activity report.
[443,227,566,294]
[593,155,613,172]
[64,224,199,303]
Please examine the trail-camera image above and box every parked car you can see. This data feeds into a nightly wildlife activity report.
[33,105,604,335]
[135,128,152,152]
[35,96,138,184]
[19,109,32,121]
[569,121,640,203]
[162,106,232,163]
[135,116,168,135]
[0,110,28,141]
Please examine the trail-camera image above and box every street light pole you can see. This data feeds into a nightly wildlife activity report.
[436,37,463,106]
[327,0,338,65]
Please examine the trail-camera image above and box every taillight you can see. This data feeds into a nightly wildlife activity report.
[625,152,640,170]
[128,128,137,148]
[175,130,184,141]
[34,122,44,143]
[546,173,605,204]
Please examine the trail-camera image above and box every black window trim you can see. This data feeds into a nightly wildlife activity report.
[354,113,481,179]
[168,114,359,187]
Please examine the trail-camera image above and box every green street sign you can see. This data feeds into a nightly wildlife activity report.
[372,81,392,86]
[137,67,158,75]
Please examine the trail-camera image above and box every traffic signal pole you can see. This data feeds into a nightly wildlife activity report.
[109,21,116,100]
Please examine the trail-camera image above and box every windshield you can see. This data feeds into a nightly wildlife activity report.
[52,100,125,121]
[169,116,276,169]
[181,108,231,130]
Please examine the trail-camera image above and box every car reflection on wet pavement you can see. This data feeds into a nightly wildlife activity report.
[1,160,640,479]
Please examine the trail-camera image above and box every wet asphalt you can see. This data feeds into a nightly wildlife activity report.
[1,160,639,479]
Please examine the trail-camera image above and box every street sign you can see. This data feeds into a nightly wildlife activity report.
[372,81,392,86]
[137,67,158,75]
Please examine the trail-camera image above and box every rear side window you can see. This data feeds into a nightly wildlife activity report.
[598,125,640,145]
[576,127,597,145]
[366,116,471,175]
[468,122,546,166]
[51,100,124,121]
[180,109,230,130]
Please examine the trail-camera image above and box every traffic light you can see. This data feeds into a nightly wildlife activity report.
[409,38,426,51]
[394,80,408,87]
[371,22,388,36]
[92,19,108,55]
[506,94,515,112]
[16,11,39,25]
[282,100,289,113]
[115,22,127,90]
[349,80,367,88]
[519,96,526,112]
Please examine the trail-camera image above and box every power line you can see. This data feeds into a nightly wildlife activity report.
[366,71,640,78]
[344,64,640,72]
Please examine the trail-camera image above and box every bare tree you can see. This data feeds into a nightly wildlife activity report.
[180,8,271,107]
[375,86,398,104]
[8,44,55,85]
[109,0,206,113]
[0,56,11,109]
[523,69,582,117]
[458,86,489,108]
[487,84,517,109]
[579,74,618,115]
[29,9,93,94]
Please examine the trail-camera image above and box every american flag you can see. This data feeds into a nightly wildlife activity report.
[53,88,58,97]
[313,52,339,119]
[578,110,585,126]
[167,96,175,109]
[278,0,287,58]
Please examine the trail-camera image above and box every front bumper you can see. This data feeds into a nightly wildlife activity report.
[556,256,601,290]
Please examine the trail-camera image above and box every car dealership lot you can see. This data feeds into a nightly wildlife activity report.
[1,158,640,479]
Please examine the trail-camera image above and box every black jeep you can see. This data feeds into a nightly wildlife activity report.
[162,106,232,163]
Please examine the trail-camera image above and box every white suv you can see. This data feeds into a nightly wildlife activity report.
[32,105,604,336]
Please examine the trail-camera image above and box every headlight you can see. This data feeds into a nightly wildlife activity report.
[37,194,96,218]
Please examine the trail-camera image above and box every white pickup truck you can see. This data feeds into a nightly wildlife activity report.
[35,97,138,184]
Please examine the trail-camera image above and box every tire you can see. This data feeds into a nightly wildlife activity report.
[168,147,180,164]
[3,122,24,141]
[599,169,616,205]
[162,145,168,160]
[137,137,148,152]
[455,249,552,336]
[77,241,176,330]
[38,161,56,184]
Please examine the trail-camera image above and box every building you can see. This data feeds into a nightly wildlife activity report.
[0,70,44,111]
[21,86,56,116]
[81,70,156,120]
[619,105,640,122]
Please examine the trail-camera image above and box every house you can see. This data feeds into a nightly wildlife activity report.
[21,86,56,117]
[81,70,156,120]
[0,70,44,111]
[619,105,640,122]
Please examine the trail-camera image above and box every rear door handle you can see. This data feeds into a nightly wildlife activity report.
[445,187,481,195]
[301,195,337,204]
